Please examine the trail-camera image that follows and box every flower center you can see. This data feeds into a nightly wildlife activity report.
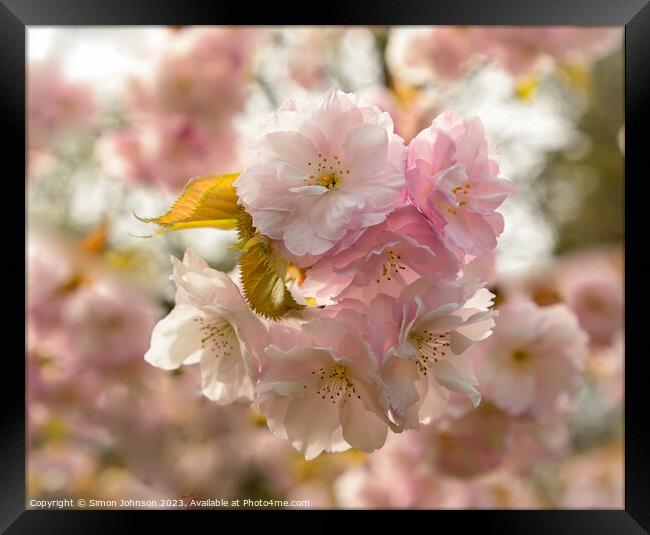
[194,317,235,358]
[511,348,531,363]
[376,248,407,283]
[410,330,452,375]
[311,364,361,404]
[443,182,472,214]
[304,153,350,191]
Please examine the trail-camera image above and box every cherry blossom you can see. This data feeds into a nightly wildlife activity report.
[95,116,237,191]
[395,26,621,83]
[364,276,496,430]
[477,300,588,418]
[256,317,392,459]
[145,250,267,404]
[234,88,406,258]
[406,112,515,256]
[301,205,461,304]
[28,61,97,151]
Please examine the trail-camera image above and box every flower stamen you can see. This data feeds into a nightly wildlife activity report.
[194,317,235,358]
[304,153,348,190]
[410,331,452,375]
[311,364,361,404]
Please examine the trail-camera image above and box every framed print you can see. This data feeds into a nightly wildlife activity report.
[4,0,649,531]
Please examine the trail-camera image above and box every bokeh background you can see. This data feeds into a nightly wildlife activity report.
[27,26,624,509]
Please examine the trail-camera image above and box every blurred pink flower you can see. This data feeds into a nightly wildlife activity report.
[62,279,160,368]
[553,248,624,347]
[334,433,470,508]
[95,115,237,191]
[302,205,461,304]
[256,317,391,459]
[406,112,515,257]
[473,27,622,77]
[568,278,623,347]
[145,249,267,404]
[478,300,588,419]
[126,27,258,127]
[27,235,75,340]
[28,230,162,372]
[28,61,97,151]
[467,469,542,509]
[28,444,99,498]
[234,88,406,257]
[433,402,513,478]
[97,27,261,191]
[404,27,485,83]
[401,27,621,82]
[553,442,623,508]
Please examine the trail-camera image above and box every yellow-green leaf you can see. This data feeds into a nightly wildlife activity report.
[135,173,240,234]
[237,208,304,319]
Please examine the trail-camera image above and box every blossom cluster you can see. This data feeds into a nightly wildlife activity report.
[394,27,622,83]
[330,246,620,509]
[95,28,261,191]
[26,25,622,507]
[145,88,517,458]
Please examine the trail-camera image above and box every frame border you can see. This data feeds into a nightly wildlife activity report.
[8,0,649,530]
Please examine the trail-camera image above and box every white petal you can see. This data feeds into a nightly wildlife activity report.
[144,305,205,370]
[263,131,318,172]
[283,212,334,256]
[340,394,388,453]
[463,287,496,312]
[342,123,388,180]
[285,393,340,460]
[431,359,481,407]
[200,343,254,404]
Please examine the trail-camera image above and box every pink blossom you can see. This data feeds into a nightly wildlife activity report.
[62,279,160,369]
[433,402,513,478]
[568,278,623,347]
[125,28,259,128]
[478,300,588,419]
[468,470,542,509]
[256,317,392,459]
[473,27,622,77]
[98,27,260,191]
[361,276,496,430]
[334,433,470,508]
[28,444,99,496]
[404,27,485,83]
[27,234,75,340]
[145,249,267,404]
[95,115,237,191]
[234,88,406,258]
[301,205,461,304]
[553,442,623,508]
[400,27,621,82]
[285,28,342,90]
[406,112,515,257]
[462,250,498,287]
[28,61,97,151]
[553,248,624,347]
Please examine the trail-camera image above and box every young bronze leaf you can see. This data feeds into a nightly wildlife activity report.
[236,208,304,319]
[136,173,240,233]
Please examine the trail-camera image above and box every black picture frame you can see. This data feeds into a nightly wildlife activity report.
[6,0,649,530]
